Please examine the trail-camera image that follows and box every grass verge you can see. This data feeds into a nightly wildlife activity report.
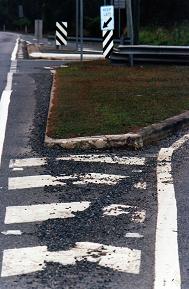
[47,60,189,139]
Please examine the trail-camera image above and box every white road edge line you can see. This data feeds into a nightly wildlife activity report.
[0,36,19,167]
[154,133,189,289]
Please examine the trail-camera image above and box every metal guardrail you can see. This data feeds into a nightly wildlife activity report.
[111,45,189,64]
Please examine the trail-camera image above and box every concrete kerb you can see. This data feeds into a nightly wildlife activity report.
[45,71,189,150]
[26,43,104,61]
[26,43,41,55]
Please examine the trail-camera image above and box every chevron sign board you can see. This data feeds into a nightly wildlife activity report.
[102,30,114,58]
[56,22,68,46]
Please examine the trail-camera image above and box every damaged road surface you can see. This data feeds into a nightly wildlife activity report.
[0,32,188,289]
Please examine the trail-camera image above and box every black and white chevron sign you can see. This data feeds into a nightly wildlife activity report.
[56,22,68,46]
[102,30,114,58]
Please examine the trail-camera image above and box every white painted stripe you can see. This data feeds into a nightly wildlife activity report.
[103,30,113,48]
[8,175,69,190]
[5,202,90,224]
[11,37,19,60]
[9,155,145,168]
[57,155,145,166]
[103,204,133,216]
[56,22,67,34]
[134,181,147,190]
[56,26,67,38]
[56,31,67,45]
[125,233,144,238]
[0,37,19,167]
[12,168,24,171]
[155,147,180,289]
[1,242,141,277]
[1,230,22,236]
[132,169,143,173]
[8,173,127,190]
[171,133,189,151]
[103,46,113,58]
[9,158,47,168]
[103,204,146,223]
[72,173,127,186]
[0,90,12,167]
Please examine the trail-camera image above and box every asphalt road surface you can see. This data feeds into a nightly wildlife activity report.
[0,32,188,289]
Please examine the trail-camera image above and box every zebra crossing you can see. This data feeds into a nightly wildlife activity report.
[1,153,151,282]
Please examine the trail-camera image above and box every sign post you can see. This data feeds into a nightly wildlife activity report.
[126,0,134,66]
[76,0,79,50]
[80,0,83,61]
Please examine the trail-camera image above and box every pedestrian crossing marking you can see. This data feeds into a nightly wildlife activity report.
[8,175,68,190]
[8,173,128,190]
[72,173,127,185]
[9,157,46,169]
[2,153,149,280]
[102,204,146,223]
[125,233,144,238]
[1,242,141,277]
[5,201,91,224]
[9,155,145,169]
[134,181,147,190]
[56,155,146,166]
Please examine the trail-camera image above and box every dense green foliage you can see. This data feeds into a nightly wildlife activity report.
[0,0,189,37]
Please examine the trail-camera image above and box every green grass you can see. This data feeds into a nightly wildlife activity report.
[47,60,189,139]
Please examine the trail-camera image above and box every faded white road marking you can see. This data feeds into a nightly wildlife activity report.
[102,204,146,223]
[8,173,127,190]
[154,133,189,289]
[0,37,19,167]
[5,202,90,224]
[131,210,146,224]
[57,155,145,166]
[9,155,145,169]
[171,134,189,151]
[125,233,144,238]
[1,230,22,236]
[8,175,68,190]
[134,181,147,190]
[132,169,143,173]
[9,158,47,169]
[12,168,24,171]
[72,173,127,185]
[1,242,141,277]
